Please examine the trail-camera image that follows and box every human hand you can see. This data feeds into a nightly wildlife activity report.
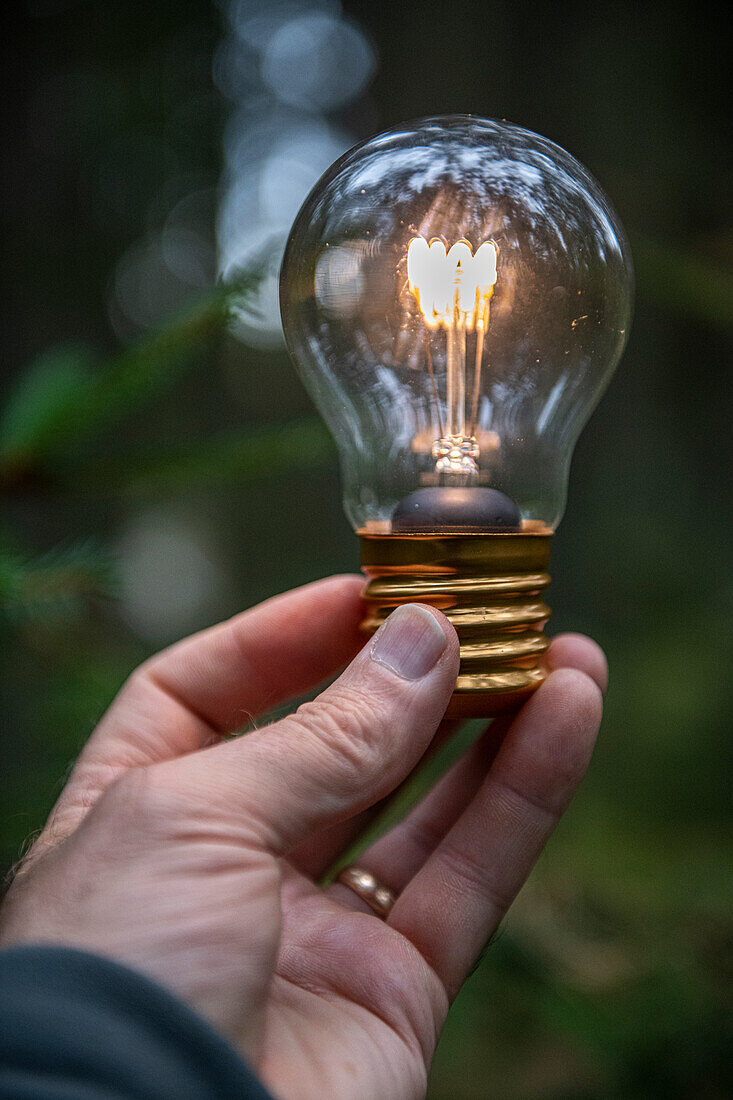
[0,576,606,1100]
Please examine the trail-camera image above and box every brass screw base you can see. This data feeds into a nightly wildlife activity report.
[359,530,552,718]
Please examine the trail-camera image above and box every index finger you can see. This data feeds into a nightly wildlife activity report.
[44,576,365,845]
[141,573,365,732]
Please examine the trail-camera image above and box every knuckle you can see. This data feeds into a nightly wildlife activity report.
[439,839,515,914]
[555,728,595,791]
[291,687,388,789]
[543,717,598,799]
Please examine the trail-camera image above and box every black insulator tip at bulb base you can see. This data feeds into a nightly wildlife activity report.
[391,486,521,533]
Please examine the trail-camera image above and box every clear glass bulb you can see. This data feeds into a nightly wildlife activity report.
[280,115,633,535]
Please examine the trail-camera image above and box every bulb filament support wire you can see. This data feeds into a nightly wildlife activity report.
[407,235,498,485]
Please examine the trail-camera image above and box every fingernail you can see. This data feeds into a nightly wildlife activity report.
[371,604,447,681]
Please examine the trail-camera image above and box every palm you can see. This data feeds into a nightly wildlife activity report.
[261,865,441,1100]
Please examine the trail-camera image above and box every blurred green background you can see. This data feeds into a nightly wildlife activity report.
[1,1,731,1096]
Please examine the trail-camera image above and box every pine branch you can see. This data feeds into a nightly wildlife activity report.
[0,343,97,469]
[0,268,263,485]
[0,542,114,623]
[56,418,333,496]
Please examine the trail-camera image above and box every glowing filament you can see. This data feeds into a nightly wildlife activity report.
[407,237,497,330]
[407,235,498,483]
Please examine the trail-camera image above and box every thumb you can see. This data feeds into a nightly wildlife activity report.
[182,604,459,853]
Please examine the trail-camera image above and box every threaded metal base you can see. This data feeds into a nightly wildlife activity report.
[359,530,552,718]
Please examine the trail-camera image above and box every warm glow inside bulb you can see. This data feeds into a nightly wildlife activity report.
[406,236,498,331]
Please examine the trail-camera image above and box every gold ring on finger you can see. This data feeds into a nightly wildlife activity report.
[335,866,396,919]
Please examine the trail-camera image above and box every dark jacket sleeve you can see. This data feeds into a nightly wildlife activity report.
[0,946,276,1100]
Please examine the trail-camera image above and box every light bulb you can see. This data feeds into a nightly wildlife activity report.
[280,115,633,716]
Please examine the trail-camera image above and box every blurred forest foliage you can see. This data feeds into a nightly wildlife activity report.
[1,1,731,1097]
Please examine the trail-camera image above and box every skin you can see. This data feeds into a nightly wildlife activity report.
[0,575,606,1100]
